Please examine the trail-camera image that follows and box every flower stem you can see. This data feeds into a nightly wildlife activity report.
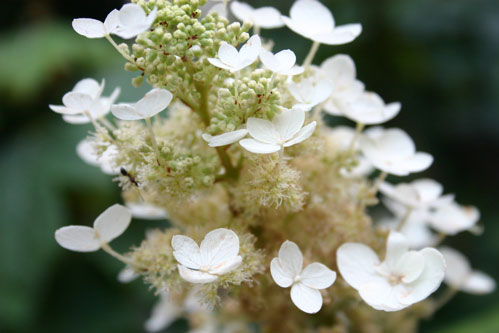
[371,171,387,195]
[432,287,458,313]
[396,207,413,231]
[303,41,320,68]
[105,34,137,65]
[254,25,261,36]
[145,117,161,164]
[347,122,365,153]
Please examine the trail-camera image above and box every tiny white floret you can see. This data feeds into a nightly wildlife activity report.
[282,0,362,45]
[172,228,242,284]
[55,204,132,252]
[360,127,433,176]
[428,202,480,235]
[440,247,496,294]
[270,241,336,313]
[337,231,445,311]
[111,88,173,121]
[208,35,262,73]
[288,79,334,112]
[239,107,316,154]
[230,1,284,29]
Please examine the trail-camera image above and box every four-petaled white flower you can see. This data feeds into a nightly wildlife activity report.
[439,247,496,295]
[230,1,284,29]
[428,202,480,236]
[282,0,362,45]
[270,241,336,314]
[329,91,401,125]
[320,54,365,115]
[49,78,120,124]
[126,202,168,220]
[288,78,334,111]
[76,139,121,175]
[202,129,249,147]
[73,4,157,39]
[239,107,317,154]
[55,204,132,252]
[111,88,173,120]
[337,231,446,311]
[259,49,304,76]
[360,127,433,176]
[208,35,262,72]
[172,228,242,284]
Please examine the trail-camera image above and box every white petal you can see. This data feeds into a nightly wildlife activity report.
[239,139,281,154]
[289,0,334,37]
[321,54,356,84]
[62,92,94,114]
[230,1,254,23]
[209,255,242,275]
[63,114,90,124]
[284,121,316,147]
[246,118,280,144]
[336,243,380,290]
[72,18,106,38]
[394,251,425,283]
[218,43,240,68]
[359,279,403,311]
[76,139,100,166]
[49,104,71,114]
[104,9,120,34]
[401,152,433,173]
[111,104,141,120]
[429,203,479,235]
[93,204,132,243]
[177,265,218,284]
[281,66,305,76]
[274,49,296,71]
[119,4,147,27]
[462,271,496,295]
[204,129,248,147]
[239,35,262,66]
[439,246,471,288]
[383,231,410,271]
[136,88,173,118]
[259,50,281,73]
[72,78,103,98]
[398,248,445,306]
[126,202,168,220]
[278,241,303,278]
[301,263,336,289]
[207,57,234,71]
[412,178,443,203]
[273,108,305,141]
[253,7,284,28]
[290,283,323,314]
[55,226,100,252]
[314,24,362,45]
[118,267,139,283]
[270,257,294,288]
[144,293,181,333]
[171,235,202,270]
[200,228,240,269]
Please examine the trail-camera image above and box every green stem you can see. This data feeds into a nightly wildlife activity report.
[145,117,161,164]
[105,34,137,65]
[303,41,320,68]
[101,243,147,270]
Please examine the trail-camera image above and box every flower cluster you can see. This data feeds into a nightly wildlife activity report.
[51,0,494,332]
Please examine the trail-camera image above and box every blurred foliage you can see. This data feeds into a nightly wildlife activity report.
[0,0,498,332]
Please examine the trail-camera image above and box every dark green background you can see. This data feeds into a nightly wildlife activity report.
[1,0,498,332]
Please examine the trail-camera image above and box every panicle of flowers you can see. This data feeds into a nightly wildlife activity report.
[49,0,494,331]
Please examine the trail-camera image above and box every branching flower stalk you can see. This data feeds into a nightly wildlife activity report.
[51,1,496,332]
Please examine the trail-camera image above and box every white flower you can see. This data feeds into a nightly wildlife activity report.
[428,202,480,235]
[360,127,433,176]
[111,88,173,120]
[320,54,365,115]
[288,79,334,111]
[439,247,496,294]
[379,179,452,210]
[202,129,249,147]
[126,202,168,220]
[239,108,316,154]
[72,4,157,39]
[325,126,373,177]
[329,92,401,125]
[55,204,132,252]
[337,231,445,311]
[208,35,262,73]
[172,228,242,284]
[230,1,284,29]
[282,0,362,45]
[76,139,121,175]
[270,241,336,313]
[259,49,304,76]
[49,78,120,123]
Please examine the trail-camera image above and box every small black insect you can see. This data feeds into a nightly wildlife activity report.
[120,167,139,187]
